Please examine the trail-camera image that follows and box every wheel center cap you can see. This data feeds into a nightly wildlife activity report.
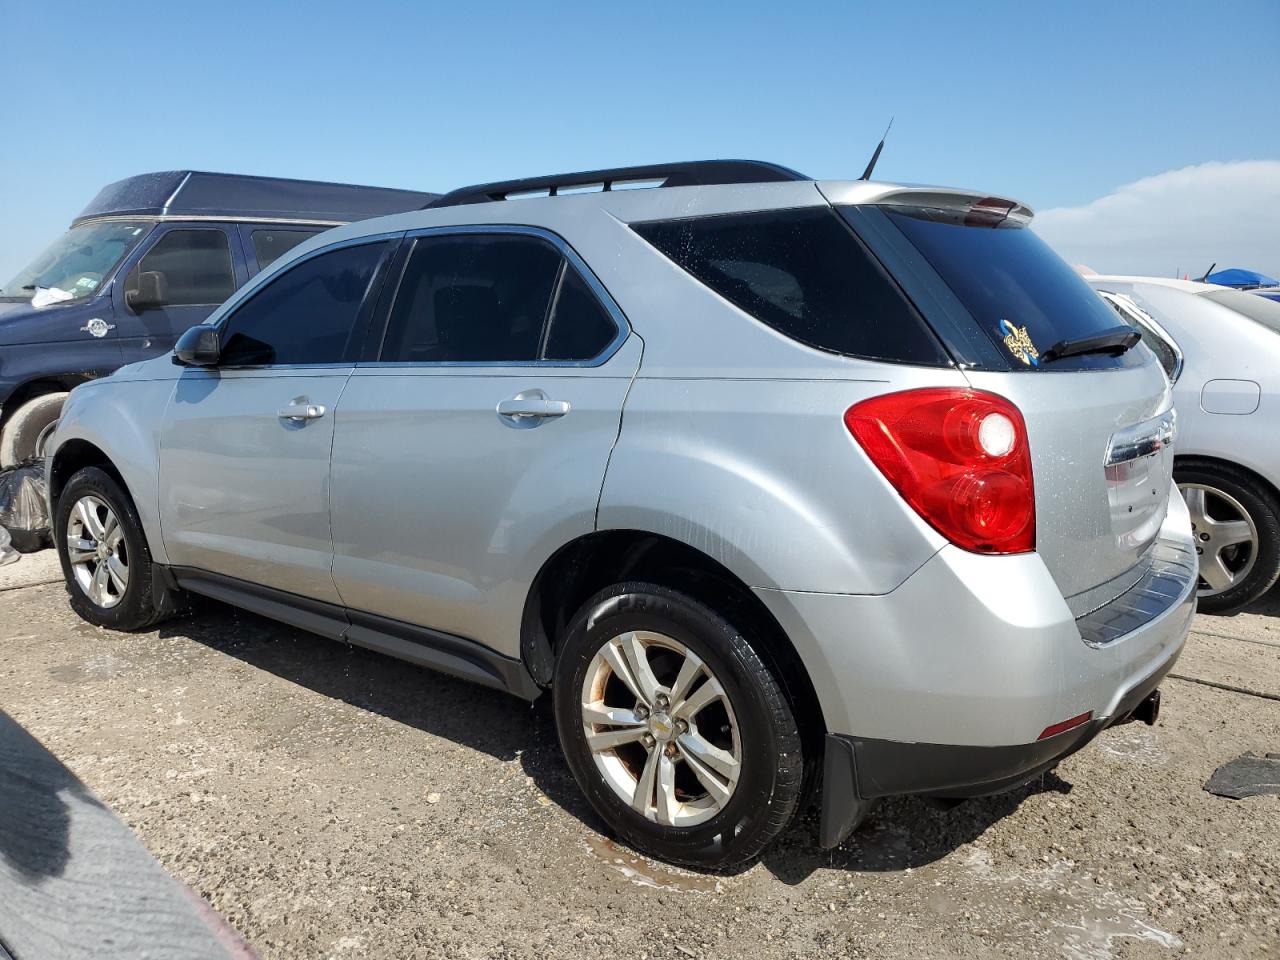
[648,712,675,742]
[96,544,108,561]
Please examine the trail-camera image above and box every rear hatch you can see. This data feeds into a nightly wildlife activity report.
[839,194,1176,610]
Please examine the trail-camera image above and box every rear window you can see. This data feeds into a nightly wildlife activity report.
[884,209,1144,371]
[632,207,948,365]
[1199,288,1280,334]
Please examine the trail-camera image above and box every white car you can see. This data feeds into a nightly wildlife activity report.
[1088,276,1280,613]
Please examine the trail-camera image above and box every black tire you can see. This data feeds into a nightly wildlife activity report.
[553,582,805,869]
[0,391,69,467]
[1176,460,1280,615]
[54,466,173,631]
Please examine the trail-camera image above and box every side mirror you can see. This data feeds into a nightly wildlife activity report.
[125,270,168,312]
[173,324,220,366]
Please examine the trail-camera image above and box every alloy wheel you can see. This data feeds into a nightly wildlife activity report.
[66,495,129,608]
[580,630,742,827]
[1180,482,1258,597]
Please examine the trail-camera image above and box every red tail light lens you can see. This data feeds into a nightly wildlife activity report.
[844,388,1035,554]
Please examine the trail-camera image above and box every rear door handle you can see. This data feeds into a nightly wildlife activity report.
[496,390,570,427]
[277,399,326,421]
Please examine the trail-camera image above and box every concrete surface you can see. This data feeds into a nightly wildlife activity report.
[1,551,1277,960]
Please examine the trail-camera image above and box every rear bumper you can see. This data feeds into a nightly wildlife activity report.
[754,494,1197,848]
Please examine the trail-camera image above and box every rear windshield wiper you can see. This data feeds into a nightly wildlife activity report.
[1041,325,1141,363]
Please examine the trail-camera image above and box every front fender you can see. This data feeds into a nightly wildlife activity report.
[47,378,176,564]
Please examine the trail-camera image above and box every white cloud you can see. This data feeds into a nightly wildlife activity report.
[1034,160,1280,279]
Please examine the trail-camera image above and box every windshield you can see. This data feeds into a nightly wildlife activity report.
[1,220,151,304]
[1199,288,1280,335]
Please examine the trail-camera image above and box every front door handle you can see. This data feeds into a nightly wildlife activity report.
[496,389,570,427]
[277,398,326,421]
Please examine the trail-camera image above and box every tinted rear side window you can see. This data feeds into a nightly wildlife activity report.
[884,210,1143,371]
[219,241,387,366]
[542,266,618,360]
[251,229,322,272]
[632,208,948,365]
[381,235,562,363]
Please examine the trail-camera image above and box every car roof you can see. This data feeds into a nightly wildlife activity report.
[73,171,439,228]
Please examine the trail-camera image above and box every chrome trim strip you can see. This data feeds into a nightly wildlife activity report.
[1104,409,1176,467]
[161,171,193,216]
[73,214,346,227]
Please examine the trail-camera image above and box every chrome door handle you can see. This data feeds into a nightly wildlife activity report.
[277,400,326,421]
[496,390,570,427]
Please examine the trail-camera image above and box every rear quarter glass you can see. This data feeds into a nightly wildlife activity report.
[881,208,1147,373]
[631,207,950,366]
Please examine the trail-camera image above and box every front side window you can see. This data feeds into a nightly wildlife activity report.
[251,229,323,273]
[1,221,150,303]
[132,229,236,306]
[219,241,388,366]
[632,207,948,365]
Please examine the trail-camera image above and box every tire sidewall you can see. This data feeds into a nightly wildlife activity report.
[1176,463,1280,614]
[55,467,155,630]
[1,392,69,467]
[553,583,797,865]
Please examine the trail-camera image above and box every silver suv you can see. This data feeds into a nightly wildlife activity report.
[47,161,1197,868]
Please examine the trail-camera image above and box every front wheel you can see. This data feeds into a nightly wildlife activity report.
[1176,461,1280,615]
[55,466,173,631]
[553,582,805,869]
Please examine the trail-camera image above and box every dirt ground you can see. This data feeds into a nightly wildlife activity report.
[2,550,1278,960]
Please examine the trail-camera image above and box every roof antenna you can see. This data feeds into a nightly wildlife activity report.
[859,117,894,181]
[1196,262,1216,282]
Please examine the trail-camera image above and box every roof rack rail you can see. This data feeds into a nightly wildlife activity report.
[423,159,810,209]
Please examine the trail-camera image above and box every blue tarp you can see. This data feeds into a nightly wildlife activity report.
[1206,268,1279,289]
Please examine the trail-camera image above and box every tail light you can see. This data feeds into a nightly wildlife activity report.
[844,388,1035,554]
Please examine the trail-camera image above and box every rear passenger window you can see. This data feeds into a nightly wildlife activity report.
[219,241,387,366]
[542,266,618,360]
[381,235,562,363]
[133,229,235,305]
[632,208,948,365]
[251,229,322,272]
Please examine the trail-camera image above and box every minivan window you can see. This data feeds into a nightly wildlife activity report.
[883,209,1143,371]
[632,207,948,365]
[134,229,235,306]
[219,241,387,366]
[251,229,323,273]
[381,234,562,363]
[1,221,150,303]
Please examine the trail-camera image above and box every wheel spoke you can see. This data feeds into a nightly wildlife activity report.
[673,677,724,721]
[618,633,662,705]
[66,535,96,564]
[581,702,644,728]
[678,731,740,781]
[587,726,647,752]
[655,753,678,826]
[77,499,105,540]
[91,562,110,605]
[1201,553,1234,591]
[106,555,128,593]
[599,636,651,707]
[1213,520,1253,548]
[631,745,659,817]
[101,510,119,543]
[1181,486,1207,525]
[668,650,706,708]
[677,738,733,806]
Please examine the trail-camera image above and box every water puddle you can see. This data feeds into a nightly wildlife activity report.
[581,834,726,893]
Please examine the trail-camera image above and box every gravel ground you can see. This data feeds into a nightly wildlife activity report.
[2,550,1278,959]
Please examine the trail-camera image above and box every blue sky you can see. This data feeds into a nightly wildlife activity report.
[2,0,1278,280]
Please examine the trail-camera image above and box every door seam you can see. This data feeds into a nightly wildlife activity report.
[326,366,358,628]
[594,333,645,528]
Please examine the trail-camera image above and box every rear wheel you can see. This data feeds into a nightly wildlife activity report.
[0,391,69,466]
[553,582,804,869]
[1176,461,1280,615]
